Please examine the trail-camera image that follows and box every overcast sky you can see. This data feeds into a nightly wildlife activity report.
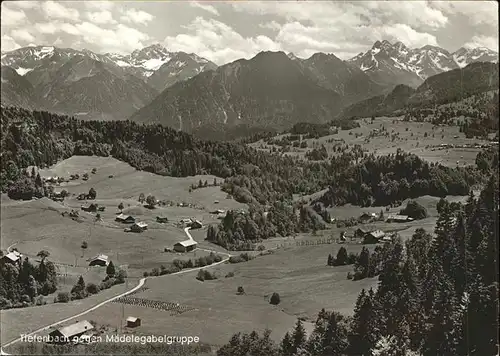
[1,1,498,64]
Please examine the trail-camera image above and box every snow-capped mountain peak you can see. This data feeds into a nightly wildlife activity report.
[348,40,498,87]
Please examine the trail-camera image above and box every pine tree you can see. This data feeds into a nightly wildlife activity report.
[327,254,333,266]
[335,247,348,266]
[291,319,307,355]
[106,261,115,277]
[349,288,380,355]
[281,332,293,356]
[321,312,349,355]
[35,173,42,187]
[71,275,86,294]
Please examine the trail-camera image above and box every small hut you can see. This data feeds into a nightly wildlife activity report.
[126,316,141,328]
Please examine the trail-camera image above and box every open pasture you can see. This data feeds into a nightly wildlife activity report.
[37,156,245,213]
[83,243,378,346]
[250,116,490,167]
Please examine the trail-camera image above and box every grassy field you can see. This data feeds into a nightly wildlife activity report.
[250,116,490,167]
[1,155,473,352]
[81,244,378,347]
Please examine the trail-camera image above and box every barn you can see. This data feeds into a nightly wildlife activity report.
[173,240,198,253]
[89,254,109,266]
[189,219,203,229]
[126,316,141,328]
[386,215,414,223]
[115,214,135,223]
[363,230,386,244]
[48,320,94,344]
[358,213,373,223]
[2,251,22,265]
[130,222,148,232]
[354,228,368,239]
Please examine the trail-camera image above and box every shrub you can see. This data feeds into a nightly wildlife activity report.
[400,200,428,220]
[353,270,364,281]
[196,269,217,282]
[237,286,245,295]
[257,245,266,251]
[196,270,206,282]
[86,283,100,295]
[347,272,353,280]
[0,297,13,309]
[56,292,70,303]
[143,271,149,277]
[270,292,280,305]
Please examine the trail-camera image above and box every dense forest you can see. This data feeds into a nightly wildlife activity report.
[217,173,499,356]
[3,106,491,208]
[0,252,58,309]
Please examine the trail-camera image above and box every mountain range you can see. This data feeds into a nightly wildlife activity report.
[1,41,497,136]
[0,44,217,120]
[348,40,498,88]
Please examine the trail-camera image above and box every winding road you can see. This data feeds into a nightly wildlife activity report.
[0,227,232,354]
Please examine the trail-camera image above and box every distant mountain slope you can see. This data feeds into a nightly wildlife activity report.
[341,84,416,119]
[37,55,158,120]
[1,66,37,109]
[409,62,499,106]
[147,51,217,91]
[349,40,498,88]
[292,52,387,106]
[341,61,499,118]
[130,51,344,132]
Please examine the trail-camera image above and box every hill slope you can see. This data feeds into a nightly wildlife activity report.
[130,51,344,133]
[341,61,499,118]
[1,66,37,109]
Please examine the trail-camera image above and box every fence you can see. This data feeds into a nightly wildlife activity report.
[112,296,196,316]
[275,238,338,249]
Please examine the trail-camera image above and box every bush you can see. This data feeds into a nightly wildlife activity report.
[237,286,245,295]
[56,292,70,303]
[270,292,280,305]
[352,270,365,281]
[400,200,428,220]
[347,272,353,280]
[0,297,13,309]
[196,269,217,282]
[86,283,100,295]
[143,271,149,277]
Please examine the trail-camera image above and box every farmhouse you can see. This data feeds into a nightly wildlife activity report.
[2,251,22,264]
[89,254,109,266]
[189,219,203,229]
[359,213,373,223]
[130,222,148,233]
[354,228,368,239]
[126,316,141,328]
[211,209,225,214]
[81,204,98,212]
[386,214,414,223]
[48,320,94,344]
[363,230,386,244]
[180,218,192,224]
[115,214,136,223]
[173,240,198,253]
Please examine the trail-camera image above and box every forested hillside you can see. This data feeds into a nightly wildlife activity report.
[217,173,499,355]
